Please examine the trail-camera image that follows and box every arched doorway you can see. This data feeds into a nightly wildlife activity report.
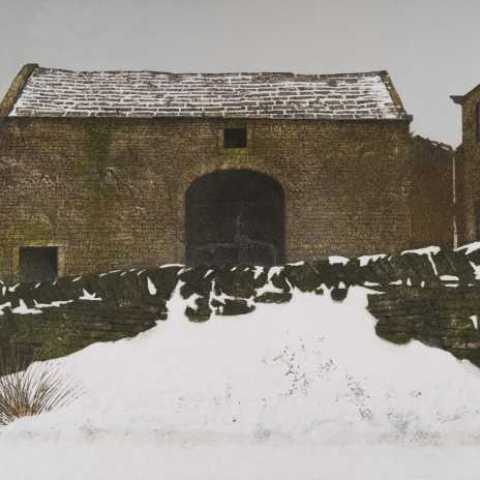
[186,170,285,266]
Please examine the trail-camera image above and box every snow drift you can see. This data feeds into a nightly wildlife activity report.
[3,261,480,478]
[2,284,480,446]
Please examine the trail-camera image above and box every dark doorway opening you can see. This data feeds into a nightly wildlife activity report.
[19,246,58,282]
[186,170,285,266]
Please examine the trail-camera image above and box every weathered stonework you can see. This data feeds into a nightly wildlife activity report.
[408,136,454,249]
[0,65,455,280]
[0,116,415,280]
[1,245,480,368]
[452,85,480,245]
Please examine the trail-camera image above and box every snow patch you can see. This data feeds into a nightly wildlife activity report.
[160,264,184,269]
[440,275,459,282]
[456,242,480,255]
[329,255,349,266]
[147,277,157,295]
[12,299,42,315]
[402,246,440,276]
[203,269,214,279]
[267,266,283,281]
[33,299,74,309]
[287,261,305,267]
[253,266,264,280]
[358,253,386,267]
[79,289,102,301]
[469,261,480,280]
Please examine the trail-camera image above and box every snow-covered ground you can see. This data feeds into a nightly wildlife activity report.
[2,283,480,479]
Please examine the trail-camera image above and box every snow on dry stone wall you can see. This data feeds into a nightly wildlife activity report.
[1,243,480,368]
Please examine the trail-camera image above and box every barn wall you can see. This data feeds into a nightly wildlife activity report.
[455,92,480,246]
[455,146,468,244]
[408,136,454,249]
[0,117,412,280]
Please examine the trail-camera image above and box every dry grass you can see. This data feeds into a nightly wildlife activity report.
[0,357,76,426]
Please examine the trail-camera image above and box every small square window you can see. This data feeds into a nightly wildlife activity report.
[224,128,247,149]
[19,246,58,282]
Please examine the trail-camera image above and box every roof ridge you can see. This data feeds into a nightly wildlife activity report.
[35,66,388,79]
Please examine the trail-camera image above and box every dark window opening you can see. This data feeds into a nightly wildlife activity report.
[19,246,58,283]
[224,128,247,149]
[186,170,285,267]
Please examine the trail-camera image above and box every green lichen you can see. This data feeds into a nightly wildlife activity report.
[0,306,150,364]
[82,121,112,177]
[375,330,412,345]
[81,121,119,244]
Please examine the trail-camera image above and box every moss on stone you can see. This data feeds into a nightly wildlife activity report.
[219,298,255,316]
[83,121,112,177]
[255,292,292,304]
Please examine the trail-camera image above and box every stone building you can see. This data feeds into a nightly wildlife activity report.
[452,86,480,244]
[0,64,453,282]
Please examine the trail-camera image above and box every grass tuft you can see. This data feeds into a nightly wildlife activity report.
[0,356,76,426]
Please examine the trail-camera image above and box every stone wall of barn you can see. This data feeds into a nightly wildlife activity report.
[408,136,454,249]
[0,117,413,281]
[454,91,480,246]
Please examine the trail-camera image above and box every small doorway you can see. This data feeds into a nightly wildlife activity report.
[19,246,58,282]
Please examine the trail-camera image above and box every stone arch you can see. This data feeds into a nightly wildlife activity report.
[185,169,285,266]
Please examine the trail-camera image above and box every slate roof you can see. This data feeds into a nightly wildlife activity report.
[7,66,410,121]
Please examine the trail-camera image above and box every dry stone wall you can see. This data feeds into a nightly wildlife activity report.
[1,244,480,368]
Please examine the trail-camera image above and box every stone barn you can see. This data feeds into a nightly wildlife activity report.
[0,64,453,282]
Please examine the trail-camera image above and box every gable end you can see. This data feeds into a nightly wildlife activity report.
[0,64,38,117]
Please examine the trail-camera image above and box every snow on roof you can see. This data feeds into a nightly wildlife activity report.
[7,66,410,120]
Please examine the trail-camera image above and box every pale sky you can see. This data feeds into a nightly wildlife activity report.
[1,0,479,146]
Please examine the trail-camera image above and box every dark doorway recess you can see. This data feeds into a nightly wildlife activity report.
[186,170,285,266]
[19,246,58,282]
